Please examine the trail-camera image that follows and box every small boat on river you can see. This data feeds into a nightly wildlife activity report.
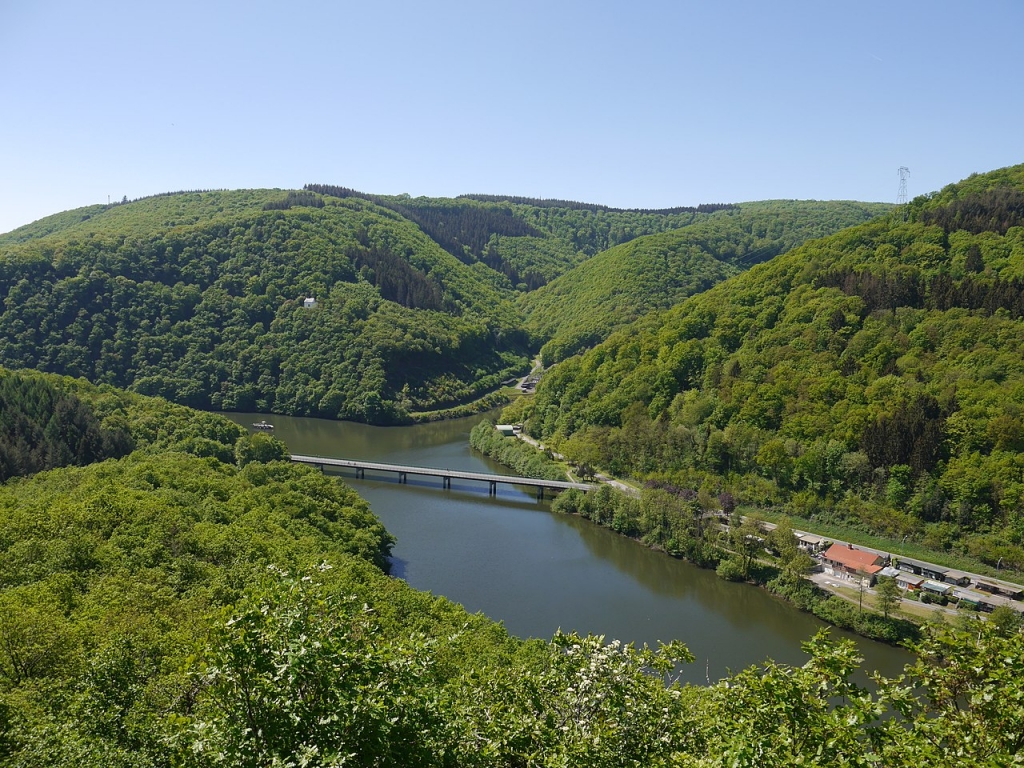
[252,420,275,430]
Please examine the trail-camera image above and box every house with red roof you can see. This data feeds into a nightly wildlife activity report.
[821,543,884,587]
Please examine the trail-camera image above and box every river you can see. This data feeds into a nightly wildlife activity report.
[224,411,912,684]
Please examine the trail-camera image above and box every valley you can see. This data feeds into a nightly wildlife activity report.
[2,166,1024,765]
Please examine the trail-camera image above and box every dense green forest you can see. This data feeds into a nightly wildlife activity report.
[0,366,287,468]
[518,164,1024,574]
[302,185,744,288]
[0,188,882,425]
[522,232,739,364]
[521,200,888,363]
[2,371,1022,766]
[0,371,134,481]
[0,191,531,422]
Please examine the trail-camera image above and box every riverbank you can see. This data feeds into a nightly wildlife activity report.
[470,421,923,646]
[487,416,1023,605]
[468,420,567,480]
[221,409,915,679]
[563,486,920,646]
[407,355,544,423]
[408,390,513,423]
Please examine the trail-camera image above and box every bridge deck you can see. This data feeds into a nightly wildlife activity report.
[290,454,596,495]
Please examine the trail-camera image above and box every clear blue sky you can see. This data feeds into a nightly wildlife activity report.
[1,0,1021,234]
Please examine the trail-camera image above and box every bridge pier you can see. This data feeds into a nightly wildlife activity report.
[288,455,596,499]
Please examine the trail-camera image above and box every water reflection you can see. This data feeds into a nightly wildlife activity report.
[222,411,913,683]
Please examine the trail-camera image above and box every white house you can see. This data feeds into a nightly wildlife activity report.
[303,297,317,308]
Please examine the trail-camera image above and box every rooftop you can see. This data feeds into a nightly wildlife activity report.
[823,543,884,573]
[896,557,948,574]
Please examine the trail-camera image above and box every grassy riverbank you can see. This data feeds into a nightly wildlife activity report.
[409,390,514,423]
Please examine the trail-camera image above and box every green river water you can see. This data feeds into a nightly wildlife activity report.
[224,411,912,685]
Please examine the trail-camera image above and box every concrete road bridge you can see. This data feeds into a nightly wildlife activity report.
[290,454,597,500]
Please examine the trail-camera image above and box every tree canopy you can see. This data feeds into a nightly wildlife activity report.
[520,200,887,363]
[0,191,530,423]
[0,189,887,425]
[1,370,1022,766]
[523,163,1024,574]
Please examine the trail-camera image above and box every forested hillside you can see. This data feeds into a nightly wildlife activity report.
[303,184,743,289]
[0,365,293,468]
[0,188,888,424]
[0,370,135,481]
[525,164,1024,573]
[2,372,1021,767]
[521,200,888,363]
[0,190,531,423]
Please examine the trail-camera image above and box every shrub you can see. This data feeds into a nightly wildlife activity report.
[716,558,745,582]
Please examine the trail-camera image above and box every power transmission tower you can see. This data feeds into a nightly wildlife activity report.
[896,166,910,222]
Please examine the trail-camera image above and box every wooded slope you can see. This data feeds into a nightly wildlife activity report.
[0,188,888,423]
[0,191,530,422]
[528,164,1024,572]
[302,185,744,289]
[520,200,887,363]
[2,370,1021,767]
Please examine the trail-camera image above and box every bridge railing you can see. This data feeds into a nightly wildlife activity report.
[290,454,597,499]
